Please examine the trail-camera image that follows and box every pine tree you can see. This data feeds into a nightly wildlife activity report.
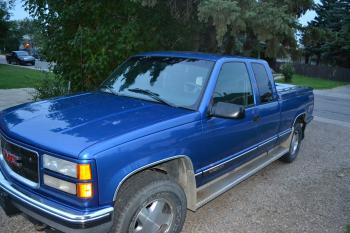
[301,0,350,67]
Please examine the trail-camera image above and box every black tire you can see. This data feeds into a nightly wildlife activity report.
[279,121,303,163]
[110,170,187,233]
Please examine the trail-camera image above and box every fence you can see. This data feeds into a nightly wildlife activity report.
[277,63,350,82]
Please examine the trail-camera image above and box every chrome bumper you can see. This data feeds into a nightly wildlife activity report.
[0,168,114,233]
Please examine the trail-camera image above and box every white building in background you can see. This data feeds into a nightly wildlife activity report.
[19,34,40,58]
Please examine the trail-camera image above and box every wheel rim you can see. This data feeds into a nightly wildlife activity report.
[290,129,299,155]
[132,198,174,233]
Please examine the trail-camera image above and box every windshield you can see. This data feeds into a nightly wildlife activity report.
[101,56,215,110]
[15,51,29,56]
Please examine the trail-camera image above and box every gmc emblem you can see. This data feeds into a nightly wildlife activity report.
[2,149,22,168]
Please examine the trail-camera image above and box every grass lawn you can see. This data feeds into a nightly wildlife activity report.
[0,64,53,89]
[280,74,348,89]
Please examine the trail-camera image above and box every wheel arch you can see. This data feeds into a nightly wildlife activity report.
[293,112,306,139]
[112,155,198,211]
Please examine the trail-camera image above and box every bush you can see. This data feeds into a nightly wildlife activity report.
[280,63,295,82]
[32,74,69,100]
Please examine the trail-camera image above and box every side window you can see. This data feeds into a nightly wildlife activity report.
[213,62,254,107]
[251,63,274,103]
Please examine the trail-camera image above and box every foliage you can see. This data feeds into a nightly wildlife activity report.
[0,64,53,89]
[23,0,313,95]
[279,74,347,89]
[0,0,15,53]
[32,75,68,100]
[280,63,295,82]
[301,0,350,67]
[24,0,196,93]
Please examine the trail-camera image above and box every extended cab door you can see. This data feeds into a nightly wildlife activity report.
[250,62,280,152]
[199,61,260,184]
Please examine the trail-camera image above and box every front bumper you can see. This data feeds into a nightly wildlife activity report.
[0,168,114,233]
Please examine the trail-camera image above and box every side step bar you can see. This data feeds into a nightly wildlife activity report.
[195,146,289,209]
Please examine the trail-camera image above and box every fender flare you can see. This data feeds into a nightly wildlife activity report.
[112,155,198,211]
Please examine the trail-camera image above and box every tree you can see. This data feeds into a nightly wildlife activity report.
[24,0,312,92]
[0,0,14,52]
[301,0,350,67]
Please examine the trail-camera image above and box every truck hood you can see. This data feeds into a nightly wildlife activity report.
[0,92,199,158]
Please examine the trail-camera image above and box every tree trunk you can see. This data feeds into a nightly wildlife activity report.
[316,54,321,65]
[266,57,277,70]
[304,55,309,64]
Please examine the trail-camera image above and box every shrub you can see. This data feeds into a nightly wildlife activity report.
[280,63,295,82]
[32,74,69,100]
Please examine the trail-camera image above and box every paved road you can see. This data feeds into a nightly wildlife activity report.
[0,55,52,71]
[0,86,349,233]
[314,86,350,125]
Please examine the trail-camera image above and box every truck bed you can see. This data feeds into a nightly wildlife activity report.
[275,82,313,100]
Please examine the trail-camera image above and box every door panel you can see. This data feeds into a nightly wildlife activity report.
[199,61,260,184]
[256,102,280,152]
[200,108,260,184]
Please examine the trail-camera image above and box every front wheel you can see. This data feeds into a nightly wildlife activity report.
[280,121,303,163]
[110,170,187,233]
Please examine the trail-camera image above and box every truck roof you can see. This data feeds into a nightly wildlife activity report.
[136,51,263,62]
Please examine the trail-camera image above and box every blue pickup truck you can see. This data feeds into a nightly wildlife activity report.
[0,52,313,233]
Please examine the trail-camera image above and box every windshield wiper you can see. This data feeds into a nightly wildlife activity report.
[128,88,178,108]
[102,85,120,96]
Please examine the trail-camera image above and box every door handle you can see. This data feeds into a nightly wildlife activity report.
[253,115,260,122]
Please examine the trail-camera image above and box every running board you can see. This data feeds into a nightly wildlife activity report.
[195,146,289,209]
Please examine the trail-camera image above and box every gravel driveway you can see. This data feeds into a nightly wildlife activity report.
[0,87,349,233]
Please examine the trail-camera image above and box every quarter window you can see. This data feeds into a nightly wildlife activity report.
[213,62,254,107]
[251,63,274,103]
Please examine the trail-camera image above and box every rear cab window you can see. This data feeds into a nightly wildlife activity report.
[251,63,275,104]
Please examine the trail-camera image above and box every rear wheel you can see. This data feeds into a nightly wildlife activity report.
[280,121,303,163]
[110,170,187,233]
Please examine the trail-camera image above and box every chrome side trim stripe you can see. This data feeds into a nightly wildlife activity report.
[199,129,292,175]
[258,135,278,148]
[195,145,289,209]
[201,145,258,175]
[279,128,292,137]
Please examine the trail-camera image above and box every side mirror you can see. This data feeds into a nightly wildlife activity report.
[209,102,245,119]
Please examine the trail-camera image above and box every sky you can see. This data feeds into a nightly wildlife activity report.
[10,0,30,20]
[10,0,321,26]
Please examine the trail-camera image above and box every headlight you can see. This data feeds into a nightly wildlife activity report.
[44,175,76,195]
[43,154,77,178]
[43,154,93,198]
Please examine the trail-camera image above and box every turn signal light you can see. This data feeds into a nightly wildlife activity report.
[78,164,92,180]
[77,183,93,198]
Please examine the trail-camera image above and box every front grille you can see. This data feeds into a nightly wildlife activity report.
[0,136,39,183]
